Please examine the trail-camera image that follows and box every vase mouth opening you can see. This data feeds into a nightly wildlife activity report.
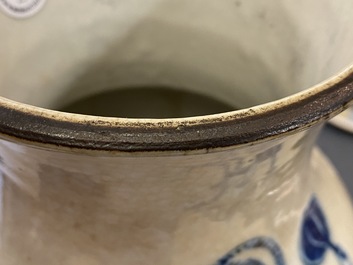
[1,0,353,151]
[0,67,352,152]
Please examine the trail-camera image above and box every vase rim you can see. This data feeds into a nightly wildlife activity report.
[0,66,353,152]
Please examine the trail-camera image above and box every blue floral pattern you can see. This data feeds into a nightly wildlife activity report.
[300,196,351,265]
[213,237,286,265]
[212,196,351,265]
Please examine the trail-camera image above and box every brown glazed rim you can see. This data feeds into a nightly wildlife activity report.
[0,67,353,152]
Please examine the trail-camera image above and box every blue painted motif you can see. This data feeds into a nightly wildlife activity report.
[212,196,351,265]
[300,196,352,265]
[213,237,286,265]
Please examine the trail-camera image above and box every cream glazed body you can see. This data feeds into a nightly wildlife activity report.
[1,0,353,264]
[0,126,352,265]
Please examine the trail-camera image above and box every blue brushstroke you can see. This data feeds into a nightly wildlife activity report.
[300,196,351,265]
[213,236,286,265]
[212,196,351,265]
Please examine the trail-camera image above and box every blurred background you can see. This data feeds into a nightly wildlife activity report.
[318,124,353,199]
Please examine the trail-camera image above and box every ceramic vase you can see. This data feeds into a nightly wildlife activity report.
[0,0,353,264]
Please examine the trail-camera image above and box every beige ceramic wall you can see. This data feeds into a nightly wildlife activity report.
[1,0,353,112]
[0,127,352,264]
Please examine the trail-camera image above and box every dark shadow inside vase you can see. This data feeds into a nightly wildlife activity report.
[59,87,236,118]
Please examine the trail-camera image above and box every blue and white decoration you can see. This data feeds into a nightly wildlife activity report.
[213,237,286,265]
[300,196,351,265]
[213,196,351,265]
